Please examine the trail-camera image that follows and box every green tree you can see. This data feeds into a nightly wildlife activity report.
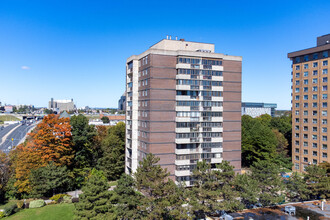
[234,173,259,208]
[270,115,292,158]
[0,151,10,202]
[251,160,284,206]
[285,172,310,202]
[29,162,71,198]
[214,161,243,212]
[190,160,219,217]
[70,114,98,187]
[242,115,278,167]
[305,165,330,199]
[110,174,144,219]
[134,154,186,219]
[74,169,112,220]
[100,116,110,124]
[97,122,125,181]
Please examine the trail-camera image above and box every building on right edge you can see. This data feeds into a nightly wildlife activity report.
[288,34,330,172]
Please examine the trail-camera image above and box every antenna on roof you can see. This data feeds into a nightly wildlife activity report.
[166,35,168,40]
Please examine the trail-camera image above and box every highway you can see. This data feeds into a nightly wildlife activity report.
[0,123,36,153]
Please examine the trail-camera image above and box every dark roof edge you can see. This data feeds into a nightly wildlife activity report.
[288,44,330,59]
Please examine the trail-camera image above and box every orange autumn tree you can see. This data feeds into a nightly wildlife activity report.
[14,114,74,193]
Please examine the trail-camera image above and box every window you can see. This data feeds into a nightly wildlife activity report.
[295,88,300,93]
[323,94,328,100]
[313,127,318,132]
[313,119,317,124]
[304,149,308,155]
[304,103,308,108]
[313,110,317,116]
[295,118,299,123]
[304,55,309,62]
[295,156,299,161]
[295,110,299,115]
[295,148,299,153]
[296,73,300,77]
[322,110,328,116]
[295,125,299,130]
[323,60,328,66]
[295,95,300,100]
[313,135,317,140]
[304,111,308,116]
[313,151,317,156]
[295,163,299,170]
[304,134,308,139]
[304,141,308,147]
[295,57,301,63]
[304,71,309,77]
[323,77,328,82]
[303,118,308,123]
[304,64,309,69]
[296,80,300,85]
[313,143,317,148]
[303,126,308,131]
[322,127,327,133]
[323,102,328,108]
[313,102,317,108]
[312,78,317,84]
[295,133,300,138]
[313,70,318,75]
[313,94,317,100]
[304,79,309,85]
[323,153,328,158]
[323,85,328,91]
[303,95,308,100]
[295,103,299,108]
[304,87,308,92]
[323,69,328,74]
[304,157,308,162]
[313,86,318,91]
[313,62,318,68]
[322,136,327,141]
[296,65,300,70]
[322,144,328,150]
[313,159,317,164]
[295,140,299,146]
[313,53,318,60]
[322,119,327,125]
[323,51,328,58]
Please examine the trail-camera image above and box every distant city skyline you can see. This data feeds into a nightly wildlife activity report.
[1,0,330,109]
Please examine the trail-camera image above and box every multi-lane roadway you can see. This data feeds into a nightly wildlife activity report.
[0,122,36,153]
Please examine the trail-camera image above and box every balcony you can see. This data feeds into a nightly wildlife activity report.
[190,138,200,143]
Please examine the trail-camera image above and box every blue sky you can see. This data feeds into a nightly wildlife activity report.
[0,0,330,109]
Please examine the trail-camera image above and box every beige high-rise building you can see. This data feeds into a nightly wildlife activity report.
[288,34,330,172]
[125,38,242,185]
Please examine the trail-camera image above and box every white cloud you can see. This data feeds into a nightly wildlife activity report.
[21,66,30,70]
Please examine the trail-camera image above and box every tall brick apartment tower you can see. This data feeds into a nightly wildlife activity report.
[125,38,242,185]
[288,34,330,172]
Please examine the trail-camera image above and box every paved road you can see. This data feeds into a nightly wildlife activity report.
[0,123,35,153]
[0,123,19,140]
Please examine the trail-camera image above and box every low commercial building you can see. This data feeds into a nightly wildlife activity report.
[48,98,75,112]
[242,102,277,118]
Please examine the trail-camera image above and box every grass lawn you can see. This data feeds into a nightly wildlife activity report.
[4,203,75,220]
[0,115,20,124]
